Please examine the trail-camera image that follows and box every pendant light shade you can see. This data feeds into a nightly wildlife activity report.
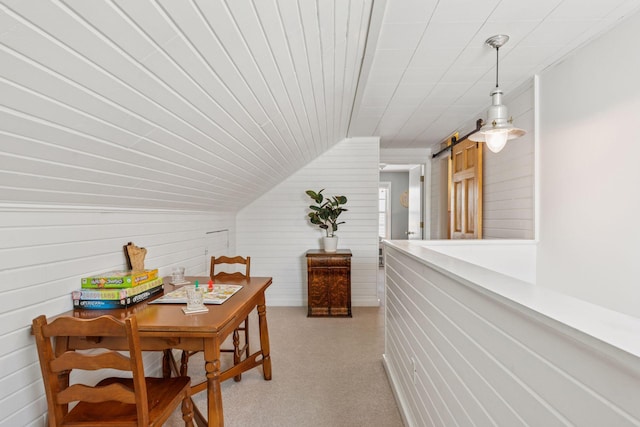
[469,35,525,153]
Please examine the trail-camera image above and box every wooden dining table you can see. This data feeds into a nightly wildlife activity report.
[58,275,273,427]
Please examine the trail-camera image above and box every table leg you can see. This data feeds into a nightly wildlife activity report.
[257,297,272,380]
[204,340,224,427]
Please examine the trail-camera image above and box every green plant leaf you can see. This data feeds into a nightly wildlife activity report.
[335,195,347,204]
[305,189,324,204]
[305,189,347,236]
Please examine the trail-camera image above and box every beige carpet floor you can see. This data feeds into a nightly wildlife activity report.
[166,305,403,427]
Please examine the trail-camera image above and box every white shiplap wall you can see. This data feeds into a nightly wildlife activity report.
[483,80,535,239]
[383,244,640,427]
[0,206,233,426]
[429,79,535,240]
[237,137,380,307]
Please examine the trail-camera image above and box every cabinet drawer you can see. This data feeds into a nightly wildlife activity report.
[307,256,351,268]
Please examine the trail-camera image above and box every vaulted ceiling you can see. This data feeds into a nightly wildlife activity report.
[1,0,638,210]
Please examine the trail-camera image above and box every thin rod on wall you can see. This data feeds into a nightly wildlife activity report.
[431,119,483,159]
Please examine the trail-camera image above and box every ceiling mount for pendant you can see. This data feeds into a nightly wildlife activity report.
[468,34,526,153]
[485,34,509,50]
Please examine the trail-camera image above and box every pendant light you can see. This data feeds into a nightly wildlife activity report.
[469,34,525,153]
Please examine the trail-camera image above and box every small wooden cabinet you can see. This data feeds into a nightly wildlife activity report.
[306,249,352,317]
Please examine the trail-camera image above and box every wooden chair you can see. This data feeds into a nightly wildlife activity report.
[32,314,194,427]
[212,256,251,377]
[181,255,251,382]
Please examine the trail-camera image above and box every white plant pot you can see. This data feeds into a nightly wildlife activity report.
[323,236,338,252]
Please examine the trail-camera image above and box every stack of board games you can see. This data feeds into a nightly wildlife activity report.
[72,269,163,310]
[80,269,158,288]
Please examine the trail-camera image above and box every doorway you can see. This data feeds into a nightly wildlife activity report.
[378,182,391,267]
[378,162,424,304]
[379,164,422,240]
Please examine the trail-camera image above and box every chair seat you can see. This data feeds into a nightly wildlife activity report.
[64,376,191,426]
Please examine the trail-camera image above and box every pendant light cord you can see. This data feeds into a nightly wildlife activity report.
[495,46,500,88]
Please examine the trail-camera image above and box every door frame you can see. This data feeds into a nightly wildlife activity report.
[379,149,431,240]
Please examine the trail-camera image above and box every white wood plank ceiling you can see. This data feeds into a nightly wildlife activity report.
[353,0,640,149]
[0,0,638,211]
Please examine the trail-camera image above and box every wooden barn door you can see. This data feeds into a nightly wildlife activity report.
[449,139,482,239]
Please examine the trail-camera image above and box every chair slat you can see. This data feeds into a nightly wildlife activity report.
[213,271,247,280]
[43,315,127,338]
[51,350,131,372]
[57,382,136,405]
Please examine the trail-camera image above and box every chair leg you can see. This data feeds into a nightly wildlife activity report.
[180,350,190,377]
[181,393,195,427]
[162,349,172,377]
[244,317,250,360]
[231,317,251,382]
[233,328,242,382]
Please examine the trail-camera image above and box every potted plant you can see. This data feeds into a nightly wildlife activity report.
[306,189,348,252]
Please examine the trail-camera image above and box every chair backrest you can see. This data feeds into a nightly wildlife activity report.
[210,255,251,281]
[32,314,150,425]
